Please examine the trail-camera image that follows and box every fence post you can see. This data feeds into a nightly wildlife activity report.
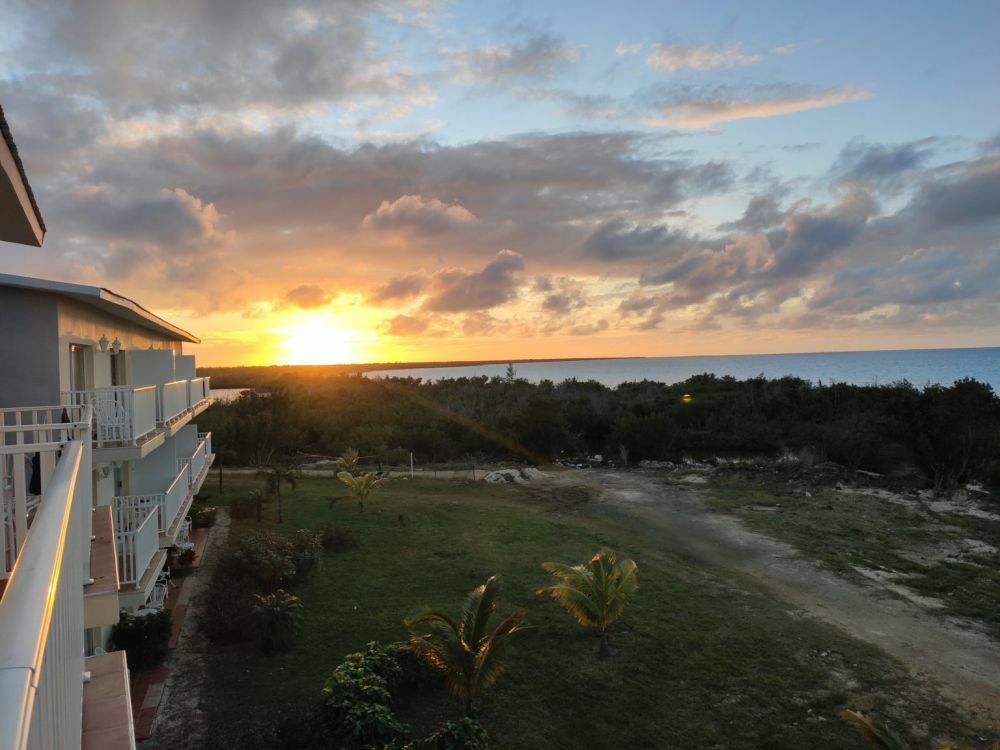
[410,452,414,479]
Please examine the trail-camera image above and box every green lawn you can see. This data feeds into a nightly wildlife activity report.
[199,474,975,749]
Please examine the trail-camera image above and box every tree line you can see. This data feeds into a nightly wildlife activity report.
[197,370,1000,492]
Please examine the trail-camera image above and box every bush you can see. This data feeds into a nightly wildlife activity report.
[168,546,196,575]
[321,522,358,553]
[322,642,409,747]
[202,554,256,643]
[251,589,304,653]
[229,494,257,519]
[409,718,490,750]
[192,505,217,528]
[289,530,322,582]
[111,609,171,671]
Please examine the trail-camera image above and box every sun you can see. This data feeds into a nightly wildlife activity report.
[279,313,363,365]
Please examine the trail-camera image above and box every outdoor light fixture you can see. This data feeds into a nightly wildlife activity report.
[111,338,122,355]
[98,334,109,352]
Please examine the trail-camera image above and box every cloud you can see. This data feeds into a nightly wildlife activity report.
[646,42,767,72]
[369,274,427,304]
[444,32,579,87]
[362,194,476,233]
[285,284,328,308]
[583,219,691,261]
[616,42,643,56]
[382,313,430,336]
[898,155,1000,231]
[567,319,609,336]
[644,84,872,128]
[422,249,526,312]
[832,137,937,191]
[718,195,786,231]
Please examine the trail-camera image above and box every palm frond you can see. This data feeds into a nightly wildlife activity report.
[840,709,912,750]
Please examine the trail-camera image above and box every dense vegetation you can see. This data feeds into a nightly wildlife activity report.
[198,369,1000,492]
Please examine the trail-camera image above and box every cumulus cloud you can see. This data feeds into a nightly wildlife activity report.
[369,274,427,304]
[422,250,526,312]
[382,313,430,336]
[583,219,691,261]
[444,32,579,87]
[568,319,609,336]
[362,194,476,233]
[285,284,328,308]
[644,84,872,128]
[718,195,786,231]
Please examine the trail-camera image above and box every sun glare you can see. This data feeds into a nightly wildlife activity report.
[280,313,363,365]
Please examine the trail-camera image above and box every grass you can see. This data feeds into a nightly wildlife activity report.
[198,473,977,749]
[703,471,1000,636]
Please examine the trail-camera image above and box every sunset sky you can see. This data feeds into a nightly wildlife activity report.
[1,0,998,366]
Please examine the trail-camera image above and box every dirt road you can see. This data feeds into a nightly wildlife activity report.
[546,468,1000,726]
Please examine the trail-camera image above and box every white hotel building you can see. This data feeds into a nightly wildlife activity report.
[1,106,213,748]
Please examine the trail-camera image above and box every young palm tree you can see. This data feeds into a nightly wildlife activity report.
[256,463,300,523]
[336,470,384,512]
[250,589,303,653]
[538,548,638,657]
[405,576,527,717]
[335,447,361,475]
[840,710,912,750]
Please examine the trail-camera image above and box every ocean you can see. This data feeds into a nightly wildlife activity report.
[366,347,1000,389]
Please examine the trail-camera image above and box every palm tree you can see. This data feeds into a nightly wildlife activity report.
[251,589,303,653]
[840,710,911,750]
[405,576,527,717]
[335,447,361,475]
[336,471,384,513]
[256,463,300,523]
[537,548,638,657]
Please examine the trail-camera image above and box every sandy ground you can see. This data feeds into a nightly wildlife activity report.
[143,508,231,750]
[542,468,1000,729]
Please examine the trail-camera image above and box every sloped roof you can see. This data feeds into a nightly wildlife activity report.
[0,104,45,235]
[0,273,200,343]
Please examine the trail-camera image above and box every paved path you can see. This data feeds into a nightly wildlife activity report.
[142,509,231,749]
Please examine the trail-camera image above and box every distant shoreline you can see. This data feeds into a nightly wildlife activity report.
[201,355,641,375]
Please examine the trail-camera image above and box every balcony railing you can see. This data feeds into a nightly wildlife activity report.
[113,501,159,586]
[157,380,189,426]
[114,463,190,539]
[179,432,212,493]
[187,377,210,408]
[64,386,157,447]
[1,406,93,576]
[0,431,89,749]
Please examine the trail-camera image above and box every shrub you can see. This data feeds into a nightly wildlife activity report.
[320,522,358,553]
[168,546,196,575]
[251,589,304,653]
[229,494,257,519]
[409,718,490,750]
[321,642,409,747]
[192,505,217,528]
[111,609,171,671]
[289,530,322,582]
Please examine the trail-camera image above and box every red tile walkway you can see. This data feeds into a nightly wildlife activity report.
[128,525,210,740]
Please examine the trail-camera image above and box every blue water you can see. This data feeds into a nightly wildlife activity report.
[367,348,1000,389]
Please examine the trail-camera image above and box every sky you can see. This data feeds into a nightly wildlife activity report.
[0,0,998,366]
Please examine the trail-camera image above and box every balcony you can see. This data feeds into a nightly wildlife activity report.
[114,462,190,543]
[63,377,212,459]
[178,431,213,496]
[1,405,93,577]
[64,386,157,448]
[112,501,159,586]
[0,409,98,749]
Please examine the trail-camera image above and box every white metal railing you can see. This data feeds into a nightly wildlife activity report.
[1,407,92,577]
[197,431,212,459]
[0,440,87,749]
[113,502,158,586]
[157,380,188,426]
[64,386,156,447]
[187,378,205,408]
[114,462,189,537]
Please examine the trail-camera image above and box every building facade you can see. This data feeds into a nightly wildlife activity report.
[1,106,211,749]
